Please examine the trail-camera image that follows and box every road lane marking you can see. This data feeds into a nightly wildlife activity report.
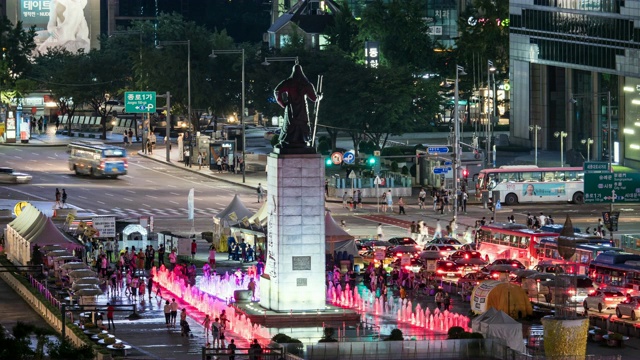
[126,190,136,194]
[97,201,105,205]
[170,192,181,196]
[47,156,55,160]
[0,186,48,200]
[105,193,114,196]
[123,198,133,202]
[145,195,158,199]
[169,200,179,205]
[77,195,87,199]
[142,203,151,207]
[167,184,177,188]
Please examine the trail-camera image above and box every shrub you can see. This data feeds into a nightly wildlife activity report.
[272,333,292,343]
[608,333,624,341]
[391,161,399,172]
[385,329,403,341]
[48,339,95,360]
[103,337,116,345]
[447,326,466,339]
[401,165,409,175]
[318,327,338,343]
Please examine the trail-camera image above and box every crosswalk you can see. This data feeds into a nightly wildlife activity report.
[83,207,227,218]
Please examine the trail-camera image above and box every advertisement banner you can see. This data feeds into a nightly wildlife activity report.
[92,216,116,238]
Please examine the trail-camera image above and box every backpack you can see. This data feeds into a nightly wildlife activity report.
[212,324,219,333]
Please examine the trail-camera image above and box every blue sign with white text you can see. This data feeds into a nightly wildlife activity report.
[343,151,356,165]
[428,146,449,154]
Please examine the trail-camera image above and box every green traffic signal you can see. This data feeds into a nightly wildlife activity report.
[325,158,332,166]
[368,157,376,165]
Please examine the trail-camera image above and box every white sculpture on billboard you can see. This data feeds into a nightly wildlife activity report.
[34,0,91,54]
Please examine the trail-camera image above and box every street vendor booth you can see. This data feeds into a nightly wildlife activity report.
[470,280,533,319]
[213,194,253,251]
[4,203,77,265]
[229,198,268,256]
[471,307,526,353]
[325,211,360,272]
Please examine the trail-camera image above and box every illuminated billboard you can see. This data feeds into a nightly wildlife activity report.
[6,0,101,53]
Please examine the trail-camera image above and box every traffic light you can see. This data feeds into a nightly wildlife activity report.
[367,156,376,166]
[325,157,332,166]
[462,168,469,180]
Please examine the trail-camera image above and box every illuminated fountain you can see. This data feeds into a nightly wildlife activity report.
[151,266,270,343]
[326,282,470,334]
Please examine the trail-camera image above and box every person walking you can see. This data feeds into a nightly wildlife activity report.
[211,317,221,348]
[147,275,154,299]
[342,191,348,209]
[385,190,393,213]
[128,128,134,144]
[55,116,60,131]
[227,339,237,360]
[61,189,67,208]
[257,183,264,203]
[191,239,197,260]
[163,300,171,328]
[197,152,203,170]
[55,188,61,208]
[376,223,384,240]
[397,197,406,215]
[170,298,179,327]
[123,132,129,147]
[105,239,113,262]
[169,249,177,270]
[418,188,426,209]
[106,302,115,330]
[202,314,211,342]
[208,245,216,267]
[462,191,468,213]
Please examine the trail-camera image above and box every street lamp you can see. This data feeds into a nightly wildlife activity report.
[157,40,191,133]
[554,131,568,167]
[529,125,541,165]
[210,49,245,183]
[453,65,466,223]
[486,60,496,168]
[581,138,594,161]
[261,57,299,66]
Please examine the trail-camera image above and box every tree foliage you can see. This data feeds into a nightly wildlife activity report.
[0,16,36,102]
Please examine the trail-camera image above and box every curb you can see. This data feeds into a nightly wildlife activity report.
[137,151,258,191]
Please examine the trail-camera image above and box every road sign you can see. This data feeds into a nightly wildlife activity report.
[495,200,502,210]
[585,172,640,203]
[433,167,446,174]
[124,91,156,113]
[444,161,452,166]
[343,150,356,165]
[330,152,343,165]
[374,176,382,185]
[373,150,381,156]
[584,161,609,173]
[348,170,357,179]
[427,146,449,155]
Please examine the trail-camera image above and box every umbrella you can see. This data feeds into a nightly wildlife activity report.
[419,250,444,260]
[72,277,102,285]
[69,269,98,278]
[455,257,488,266]
[72,283,100,291]
[46,250,72,257]
[75,288,103,296]
[61,262,89,270]
[389,245,421,254]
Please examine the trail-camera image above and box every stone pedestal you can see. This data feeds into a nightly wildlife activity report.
[260,152,325,311]
[541,316,588,357]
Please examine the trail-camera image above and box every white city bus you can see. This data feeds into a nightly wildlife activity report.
[68,141,128,178]
[476,166,584,205]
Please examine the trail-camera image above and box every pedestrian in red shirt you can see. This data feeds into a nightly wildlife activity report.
[191,239,197,260]
[107,302,115,330]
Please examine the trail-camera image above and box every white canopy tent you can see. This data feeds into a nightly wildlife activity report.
[471,308,525,353]
[213,194,254,250]
[325,212,358,258]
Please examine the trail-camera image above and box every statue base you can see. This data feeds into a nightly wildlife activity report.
[273,146,317,155]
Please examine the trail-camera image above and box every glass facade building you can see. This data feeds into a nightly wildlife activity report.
[509,0,640,166]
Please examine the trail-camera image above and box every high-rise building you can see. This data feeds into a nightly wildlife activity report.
[510,0,640,167]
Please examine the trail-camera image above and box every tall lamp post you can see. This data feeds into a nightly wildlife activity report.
[554,131,568,167]
[581,138,594,161]
[453,65,466,223]
[529,125,541,165]
[210,49,245,183]
[157,40,191,130]
[486,60,496,168]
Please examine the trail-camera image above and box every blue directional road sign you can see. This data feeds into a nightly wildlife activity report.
[343,150,356,165]
[427,146,450,155]
[444,161,452,166]
[433,167,447,174]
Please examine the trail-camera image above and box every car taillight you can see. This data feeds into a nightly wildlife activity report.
[396,253,401,257]
[568,290,576,295]
[512,263,518,267]
[492,273,499,279]
[465,254,469,259]
[415,245,420,249]
[588,289,595,294]
[440,251,447,256]
[437,269,444,274]
[99,161,105,170]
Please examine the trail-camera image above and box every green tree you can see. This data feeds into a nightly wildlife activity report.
[0,17,36,107]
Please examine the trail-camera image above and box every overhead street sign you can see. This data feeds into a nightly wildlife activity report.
[584,172,640,203]
[124,91,156,113]
[427,146,449,155]
[433,167,447,174]
[584,161,609,173]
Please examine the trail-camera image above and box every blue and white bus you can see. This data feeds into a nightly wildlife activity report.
[68,141,128,178]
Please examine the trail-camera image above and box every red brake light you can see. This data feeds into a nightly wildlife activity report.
[588,289,595,294]
[465,254,469,259]
[492,273,499,279]
[396,253,401,257]
[512,263,517,267]
[437,269,444,274]
[568,290,576,295]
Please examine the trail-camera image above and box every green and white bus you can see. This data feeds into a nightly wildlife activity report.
[68,141,128,178]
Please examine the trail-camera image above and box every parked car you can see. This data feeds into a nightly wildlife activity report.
[424,244,457,257]
[458,271,492,285]
[520,273,555,301]
[427,237,464,247]
[435,260,462,278]
[0,167,32,184]
[388,237,419,247]
[584,289,625,312]
[548,275,595,304]
[616,296,640,320]
[490,259,526,270]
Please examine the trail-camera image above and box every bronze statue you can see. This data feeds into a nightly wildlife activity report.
[274,64,320,152]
